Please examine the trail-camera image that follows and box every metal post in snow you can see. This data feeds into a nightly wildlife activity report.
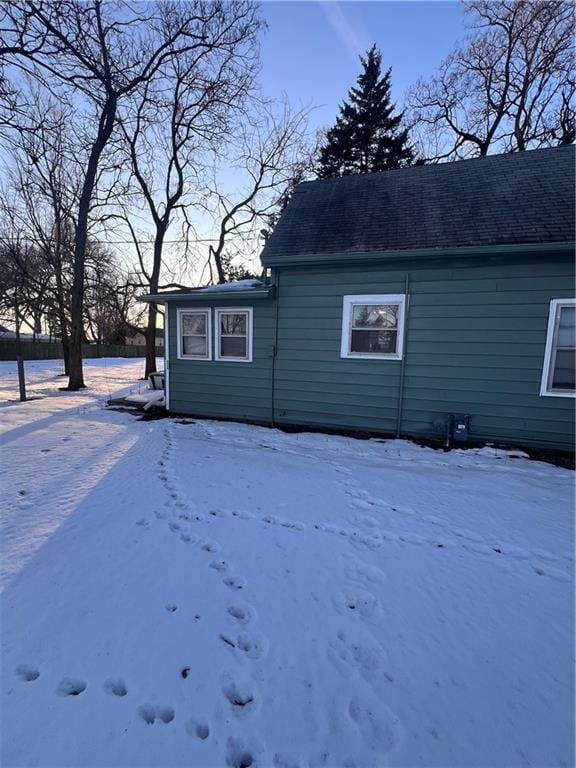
[16,354,26,402]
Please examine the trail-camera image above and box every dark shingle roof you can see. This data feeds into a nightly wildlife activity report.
[261,145,575,266]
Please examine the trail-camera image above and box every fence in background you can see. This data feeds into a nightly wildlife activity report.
[0,340,163,361]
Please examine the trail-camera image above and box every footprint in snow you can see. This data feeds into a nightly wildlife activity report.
[226,736,256,768]
[137,704,175,724]
[332,589,379,618]
[235,633,268,660]
[201,540,221,553]
[219,632,267,660]
[531,563,571,582]
[348,696,402,753]
[104,678,127,697]
[231,510,255,520]
[185,719,210,740]
[210,560,229,573]
[227,604,254,625]
[165,603,178,613]
[224,576,246,590]
[57,678,87,697]
[327,632,386,681]
[280,520,306,531]
[16,664,40,682]
[209,508,231,518]
[223,680,257,713]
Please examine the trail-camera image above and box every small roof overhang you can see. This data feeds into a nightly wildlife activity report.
[139,280,275,304]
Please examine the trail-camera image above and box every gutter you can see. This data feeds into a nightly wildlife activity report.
[261,241,574,269]
[138,288,276,303]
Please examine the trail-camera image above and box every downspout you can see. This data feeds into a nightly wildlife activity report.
[395,274,410,438]
[271,269,280,427]
[163,303,170,411]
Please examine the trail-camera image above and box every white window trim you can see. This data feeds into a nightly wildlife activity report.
[340,294,406,360]
[540,298,575,398]
[215,307,253,363]
[177,308,212,361]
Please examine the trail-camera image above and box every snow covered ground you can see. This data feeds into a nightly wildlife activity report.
[1,359,574,768]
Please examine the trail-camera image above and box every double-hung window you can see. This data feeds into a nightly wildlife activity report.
[215,308,253,362]
[540,299,575,397]
[341,294,406,360]
[177,309,211,360]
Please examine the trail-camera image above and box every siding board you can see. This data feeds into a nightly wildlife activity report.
[274,253,575,450]
[166,252,574,450]
[168,299,275,422]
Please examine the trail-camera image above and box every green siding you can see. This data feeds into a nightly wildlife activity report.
[166,252,575,451]
[273,253,575,450]
[167,298,275,423]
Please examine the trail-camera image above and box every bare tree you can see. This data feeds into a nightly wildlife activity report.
[408,0,575,160]
[205,102,312,284]
[2,95,80,370]
[83,249,146,345]
[116,3,261,376]
[1,0,261,389]
[0,233,50,341]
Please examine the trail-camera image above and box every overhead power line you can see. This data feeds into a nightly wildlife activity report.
[0,234,264,245]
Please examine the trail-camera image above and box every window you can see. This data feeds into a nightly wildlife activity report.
[341,294,406,360]
[215,308,253,362]
[177,309,211,360]
[540,299,575,397]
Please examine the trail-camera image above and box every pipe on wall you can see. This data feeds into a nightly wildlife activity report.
[395,274,410,438]
[271,268,280,426]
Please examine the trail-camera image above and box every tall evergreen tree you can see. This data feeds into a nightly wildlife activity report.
[318,45,414,178]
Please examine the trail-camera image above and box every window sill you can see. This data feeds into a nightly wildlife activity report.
[177,355,211,361]
[214,357,253,363]
[539,389,576,398]
[341,353,402,361]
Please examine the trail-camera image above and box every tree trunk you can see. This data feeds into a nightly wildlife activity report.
[33,312,42,341]
[67,98,116,391]
[210,245,227,284]
[145,302,158,379]
[144,228,166,378]
[14,293,20,343]
[54,260,70,375]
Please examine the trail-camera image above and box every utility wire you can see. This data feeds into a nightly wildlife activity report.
[0,234,264,245]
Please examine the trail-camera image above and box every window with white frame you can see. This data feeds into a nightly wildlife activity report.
[215,308,253,362]
[177,309,211,360]
[540,299,575,397]
[341,294,406,360]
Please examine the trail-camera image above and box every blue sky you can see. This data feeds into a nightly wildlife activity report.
[259,1,466,129]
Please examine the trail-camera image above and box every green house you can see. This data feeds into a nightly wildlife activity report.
[142,145,575,452]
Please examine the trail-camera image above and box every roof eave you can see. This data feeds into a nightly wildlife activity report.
[261,240,575,268]
[139,287,276,304]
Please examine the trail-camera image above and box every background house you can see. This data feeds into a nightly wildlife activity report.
[144,145,575,451]
[125,328,164,347]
